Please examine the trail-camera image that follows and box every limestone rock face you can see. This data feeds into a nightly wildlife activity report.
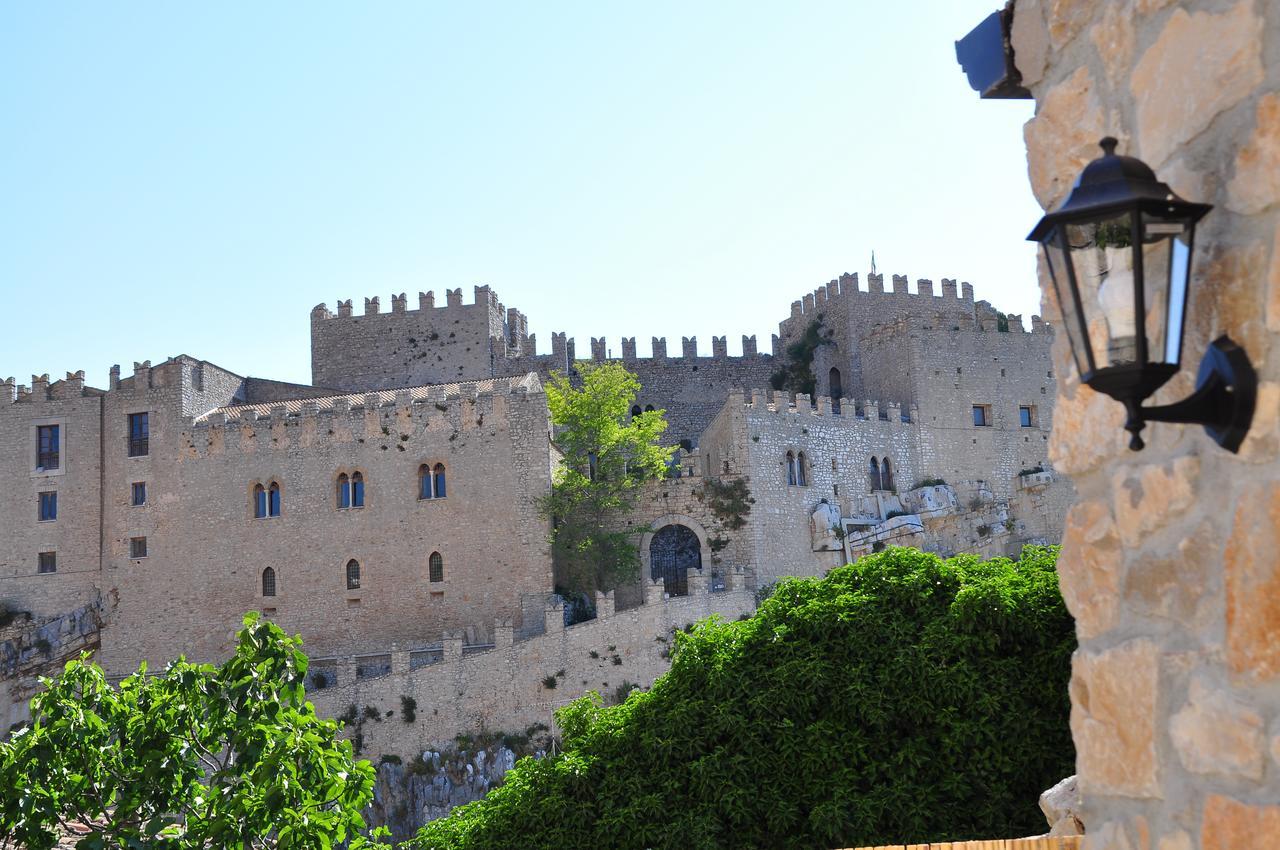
[1039,774,1084,836]
[369,746,528,839]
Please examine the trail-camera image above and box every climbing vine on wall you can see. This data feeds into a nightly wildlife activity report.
[769,316,834,397]
[694,477,755,554]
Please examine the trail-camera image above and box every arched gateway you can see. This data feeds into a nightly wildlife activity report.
[649,523,703,597]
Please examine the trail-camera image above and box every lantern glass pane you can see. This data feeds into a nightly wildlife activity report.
[1064,212,1141,370]
[1140,213,1193,367]
[1042,231,1092,377]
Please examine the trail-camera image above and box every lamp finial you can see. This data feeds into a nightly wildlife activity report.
[1099,136,1119,156]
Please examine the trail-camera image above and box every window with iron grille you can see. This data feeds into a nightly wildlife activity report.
[38,491,57,522]
[38,551,56,574]
[346,559,361,590]
[130,537,147,559]
[429,552,444,583]
[262,567,277,597]
[37,425,59,470]
[132,482,147,506]
[128,413,149,457]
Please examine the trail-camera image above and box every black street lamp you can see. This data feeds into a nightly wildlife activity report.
[1028,137,1256,452]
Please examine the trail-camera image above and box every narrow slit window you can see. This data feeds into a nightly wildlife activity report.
[882,457,895,491]
[262,567,277,597]
[796,452,808,486]
[429,551,444,583]
[786,451,797,486]
[131,482,147,506]
[433,464,446,499]
[351,472,364,507]
[419,464,433,500]
[869,456,882,492]
[253,484,267,518]
[267,482,281,517]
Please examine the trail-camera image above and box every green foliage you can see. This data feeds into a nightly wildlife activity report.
[541,675,558,690]
[0,613,376,850]
[698,478,754,532]
[996,311,1010,333]
[401,695,418,724]
[0,603,31,629]
[912,477,948,489]
[769,317,833,397]
[414,547,1074,850]
[542,363,676,596]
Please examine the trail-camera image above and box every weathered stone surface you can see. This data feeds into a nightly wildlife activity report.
[1091,0,1135,87]
[1193,239,1269,369]
[1135,0,1174,12]
[1111,457,1199,547]
[1226,93,1280,214]
[1268,220,1280,333]
[1130,2,1264,168]
[1058,499,1123,639]
[1024,66,1106,208]
[1123,523,1216,631]
[1040,774,1085,835]
[1224,483,1280,682]
[1239,381,1280,462]
[1048,385,1126,475]
[1157,830,1192,850]
[1011,0,1049,87]
[1088,820,1137,850]
[1047,0,1095,50]
[1071,640,1161,798]
[1169,677,1264,779]
[1201,795,1280,850]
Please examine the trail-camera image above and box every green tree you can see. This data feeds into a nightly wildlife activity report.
[543,362,675,597]
[0,613,376,850]
[415,546,1075,850]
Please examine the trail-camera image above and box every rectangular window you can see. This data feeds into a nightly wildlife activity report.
[130,536,148,559]
[128,413,149,457]
[1019,405,1035,428]
[37,425,60,470]
[38,551,56,574]
[132,482,147,506]
[972,405,991,427]
[38,491,57,521]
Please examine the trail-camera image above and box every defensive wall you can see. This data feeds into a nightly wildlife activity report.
[308,573,756,759]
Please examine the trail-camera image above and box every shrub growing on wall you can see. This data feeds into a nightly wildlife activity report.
[414,546,1074,850]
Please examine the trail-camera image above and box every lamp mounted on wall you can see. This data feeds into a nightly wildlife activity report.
[1028,137,1256,452]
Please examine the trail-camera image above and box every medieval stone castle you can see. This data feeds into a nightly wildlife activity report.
[1,270,1071,742]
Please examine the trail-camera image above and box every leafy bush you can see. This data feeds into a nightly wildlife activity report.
[911,477,948,489]
[401,695,418,724]
[0,613,375,850]
[414,546,1073,850]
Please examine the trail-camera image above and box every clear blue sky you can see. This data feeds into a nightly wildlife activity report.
[1,2,1040,388]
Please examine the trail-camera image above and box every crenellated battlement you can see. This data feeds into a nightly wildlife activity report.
[732,387,919,425]
[2,370,96,404]
[787,271,979,319]
[559,334,773,362]
[311,284,509,322]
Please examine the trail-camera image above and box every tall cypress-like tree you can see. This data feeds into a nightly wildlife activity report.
[542,363,675,597]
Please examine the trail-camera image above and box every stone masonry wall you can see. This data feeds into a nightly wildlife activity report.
[0,374,104,621]
[91,368,554,674]
[308,579,756,760]
[1013,1,1280,847]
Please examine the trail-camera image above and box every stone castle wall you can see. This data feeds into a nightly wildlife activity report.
[308,577,756,760]
[1012,0,1280,846]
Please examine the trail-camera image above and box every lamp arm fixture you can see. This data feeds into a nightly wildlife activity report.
[1121,335,1256,451]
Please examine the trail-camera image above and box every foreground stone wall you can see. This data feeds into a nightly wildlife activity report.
[309,580,756,761]
[1013,1,1280,846]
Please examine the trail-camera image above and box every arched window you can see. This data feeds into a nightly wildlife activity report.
[351,472,364,507]
[253,484,267,518]
[881,457,895,492]
[797,452,808,486]
[336,473,350,509]
[267,482,281,517]
[786,451,797,486]
[419,464,433,500]
[346,559,361,590]
[631,405,642,418]
[429,551,444,583]
[262,567,276,597]
[433,463,447,499]
[829,367,843,413]
[869,457,882,492]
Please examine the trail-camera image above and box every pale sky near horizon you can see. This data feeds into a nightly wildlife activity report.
[1,2,1042,389]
